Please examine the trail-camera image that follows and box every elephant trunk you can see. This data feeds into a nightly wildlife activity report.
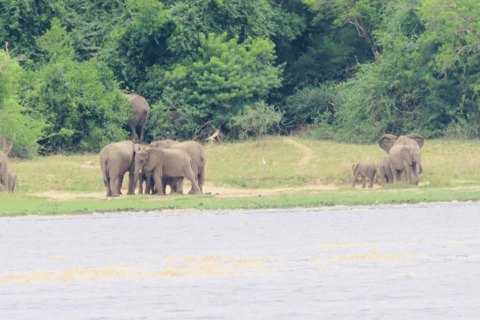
[133,163,142,194]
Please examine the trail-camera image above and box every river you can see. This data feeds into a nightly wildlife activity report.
[1,201,480,319]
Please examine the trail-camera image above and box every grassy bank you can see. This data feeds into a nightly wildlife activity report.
[2,136,480,216]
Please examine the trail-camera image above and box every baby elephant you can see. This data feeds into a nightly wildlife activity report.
[352,162,377,188]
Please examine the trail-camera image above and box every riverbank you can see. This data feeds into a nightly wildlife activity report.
[2,136,480,216]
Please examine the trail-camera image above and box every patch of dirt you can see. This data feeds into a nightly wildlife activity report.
[30,181,340,202]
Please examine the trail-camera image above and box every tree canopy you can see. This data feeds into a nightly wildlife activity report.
[0,0,479,156]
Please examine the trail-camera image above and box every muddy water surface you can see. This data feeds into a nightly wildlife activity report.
[1,202,480,319]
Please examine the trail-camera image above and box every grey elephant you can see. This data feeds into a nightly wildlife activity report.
[134,148,201,195]
[125,93,150,142]
[149,140,206,193]
[0,169,17,193]
[0,151,14,193]
[352,162,377,188]
[99,140,144,197]
[377,157,393,186]
[378,134,425,185]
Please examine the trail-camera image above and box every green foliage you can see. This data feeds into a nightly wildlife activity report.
[24,19,130,154]
[283,81,339,129]
[106,0,174,92]
[161,33,283,139]
[165,0,305,59]
[229,101,284,139]
[0,50,45,158]
[61,0,125,62]
[0,0,63,59]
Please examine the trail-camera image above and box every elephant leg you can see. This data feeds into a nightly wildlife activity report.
[117,175,124,195]
[352,172,359,187]
[176,177,184,194]
[368,174,374,188]
[361,175,366,188]
[184,171,201,195]
[140,126,145,142]
[104,177,112,197]
[129,124,139,142]
[153,171,164,195]
[389,162,399,183]
[110,176,121,197]
[127,170,135,195]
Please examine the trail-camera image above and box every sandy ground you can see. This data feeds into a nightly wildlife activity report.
[30,181,341,202]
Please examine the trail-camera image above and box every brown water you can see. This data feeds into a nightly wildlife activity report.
[1,202,480,319]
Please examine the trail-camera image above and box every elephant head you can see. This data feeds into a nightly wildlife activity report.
[378,133,425,154]
[133,150,149,193]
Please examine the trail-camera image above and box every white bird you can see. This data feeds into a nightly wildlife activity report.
[262,157,266,165]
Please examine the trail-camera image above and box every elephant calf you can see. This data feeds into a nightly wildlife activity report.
[352,162,377,188]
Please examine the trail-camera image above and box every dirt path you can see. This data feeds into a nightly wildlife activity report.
[31,181,339,202]
[284,138,313,166]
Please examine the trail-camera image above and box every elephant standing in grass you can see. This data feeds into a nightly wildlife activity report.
[100,141,144,197]
[126,93,150,142]
[378,134,425,185]
[149,140,206,193]
[352,162,377,188]
[134,148,201,195]
[377,157,393,186]
[0,151,15,193]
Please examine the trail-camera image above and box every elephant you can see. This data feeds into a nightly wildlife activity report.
[149,140,206,193]
[125,93,150,142]
[388,144,422,185]
[134,148,202,195]
[0,170,16,193]
[99,140,144,197]
[352,162,377,188]
[0,151,14,193]
[377,157,393,186]
[378,134,425,185]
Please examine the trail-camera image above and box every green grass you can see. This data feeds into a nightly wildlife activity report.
[2,136,480,216]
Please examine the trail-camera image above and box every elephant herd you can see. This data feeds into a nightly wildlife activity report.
[0,132,425,196]
[352,133,425,188]
[99,139,206,197]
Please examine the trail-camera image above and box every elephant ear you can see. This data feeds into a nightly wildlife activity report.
[405,134,425,149]
[378,134,398,154]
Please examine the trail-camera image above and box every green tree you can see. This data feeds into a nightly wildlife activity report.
[0,48,45,158]
[0,0,63,59]
[157,32,283,139]
[105,0,175,92]
[24,18,131,154]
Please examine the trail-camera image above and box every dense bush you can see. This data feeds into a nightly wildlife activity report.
[0,49,45,158]
[229,101,284,140]
[23,19,131,154]
[160,32,283,139]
